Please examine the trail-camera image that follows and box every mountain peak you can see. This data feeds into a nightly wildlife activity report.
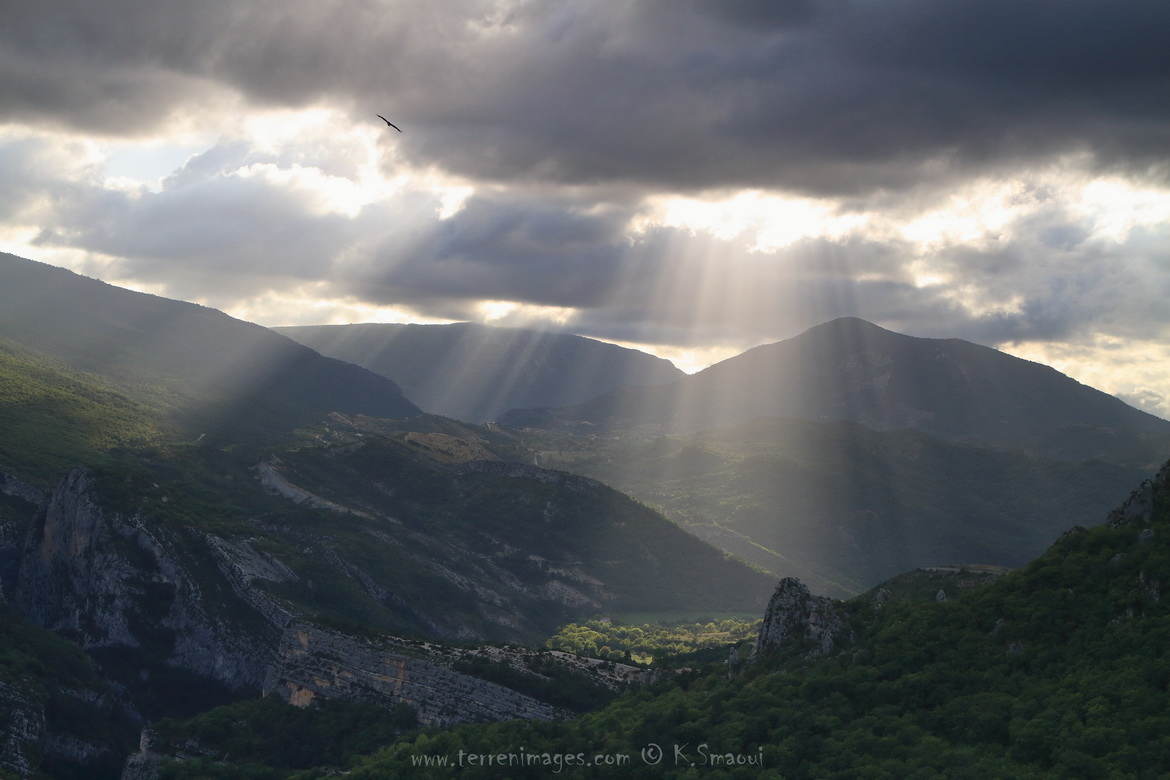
[508,317,1170,465]
[803,315,892,333]
[789,316,925,349]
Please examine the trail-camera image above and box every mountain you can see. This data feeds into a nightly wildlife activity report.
[0,256,776,776]
[0,339,163,485]
[232,457,1170,779]
[522,418,1146,596]
[0,253,421,441]
[504,317,1170,467]
[276,322,683,423]
[0,256,773,775]
[10,254,1167,776]
[0,411,769,763]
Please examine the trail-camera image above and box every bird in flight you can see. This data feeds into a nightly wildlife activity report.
[376,114,402,132]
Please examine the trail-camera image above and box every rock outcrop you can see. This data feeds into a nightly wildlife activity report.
[756,577,852,657]
[1108,460,1170,528]
[263,622,566,726]
[2,463,682,778]
[10,468,654,728]
[0,471,43,601]
[262,621,656,727]
[15,469,277,693]
[117,729,162,780]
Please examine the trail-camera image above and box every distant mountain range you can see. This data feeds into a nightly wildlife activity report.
[505,316,1170,596]
[504,316,1170,467]
[277,322,683,423]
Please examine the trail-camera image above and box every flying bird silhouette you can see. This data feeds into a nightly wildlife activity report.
[376,114,402,132]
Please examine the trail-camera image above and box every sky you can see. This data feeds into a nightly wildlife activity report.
[1,0,1169,413]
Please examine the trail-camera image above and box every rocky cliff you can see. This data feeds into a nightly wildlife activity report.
[264,622,566,727]
[0,679,127,779]
[4,465,665,777]
[0,608,136,779]
[0,471,43,602]
[15,468,279,705]
[1107,460,1170,529]
[113,622,658,778]
[755,577,852,657]
[2,471,139,777]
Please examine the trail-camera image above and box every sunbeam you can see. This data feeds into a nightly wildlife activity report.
[3,3,1170,774]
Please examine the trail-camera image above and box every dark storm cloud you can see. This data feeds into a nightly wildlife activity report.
[8,125,916,333]
[3,1,1169,194]
[0,0,431,132]
[343,191,681,311]
[338,193,917,326]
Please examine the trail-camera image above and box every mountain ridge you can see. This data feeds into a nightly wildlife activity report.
[503,316,1170,467]
[0,253,422,440]
[277,321,683,424]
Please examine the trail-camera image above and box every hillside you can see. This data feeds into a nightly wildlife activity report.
[0,253,421,441]
[0,339,162,486]
[223,456,1170,779]
[0,390,770,775]
[0,256,774,776]
[227,414,772,640]
[504,317,1170,467]
[7,256,1167,777]
[0,347,768,650]
[277,322,683,423]
[521,418,1147,596]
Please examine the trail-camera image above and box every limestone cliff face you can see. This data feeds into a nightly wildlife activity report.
[263,622,655,727]
[0,641,131,779]
[264,622,566,726]
[11,468,650,721]
[15,469,276,692]
[756,577,852,657]
[0,471,43,602]
[7,465,664,779]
